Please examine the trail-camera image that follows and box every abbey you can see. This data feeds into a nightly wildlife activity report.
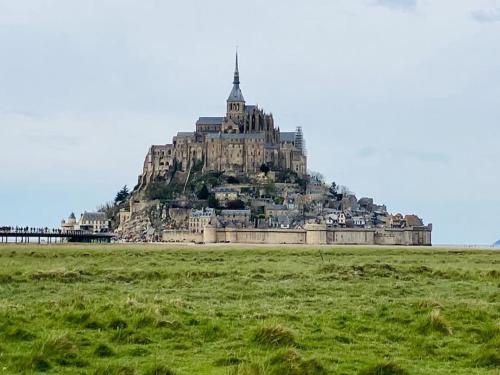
[138,53,307,188]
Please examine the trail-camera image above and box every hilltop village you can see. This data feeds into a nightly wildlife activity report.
[62,54,432,245]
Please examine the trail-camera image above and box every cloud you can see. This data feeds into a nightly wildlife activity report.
[471,8,500,23]
[372,0,417,11]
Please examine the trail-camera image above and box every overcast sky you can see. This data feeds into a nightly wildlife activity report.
[0,0,499,244]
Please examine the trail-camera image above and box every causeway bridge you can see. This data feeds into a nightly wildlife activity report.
[0,227,116,244]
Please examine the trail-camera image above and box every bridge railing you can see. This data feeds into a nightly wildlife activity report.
[0,226,115,237]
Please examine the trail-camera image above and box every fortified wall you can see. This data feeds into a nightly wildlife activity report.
[163,224,432,246]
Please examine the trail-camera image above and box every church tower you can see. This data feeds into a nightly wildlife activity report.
[226,51,245,122]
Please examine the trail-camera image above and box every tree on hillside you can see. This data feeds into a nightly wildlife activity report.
[339,185,352,195]
[227,199,245,210]
[115,185,130,205]
[207,193,219,209]
[146,182,182,203]
[329,182,338,196]
[260,163,270,175]
[263,182,276,197]
[309,171,324,182]
[197,184,209,200]
[226,175,240,184]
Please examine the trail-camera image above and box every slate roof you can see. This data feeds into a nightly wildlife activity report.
[81,212,107,222]
[190,208,215,218]
[213,187,238,193]
[227,84,245,102]
[280,132,296,143]
[220,209,251,216]
[205,132,265,140]
[175,132,195,138]
[196,117,224,125]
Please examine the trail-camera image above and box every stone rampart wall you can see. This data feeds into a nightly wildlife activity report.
[213,228,305,244]
[163,230,202,243]
[200,225,431,246]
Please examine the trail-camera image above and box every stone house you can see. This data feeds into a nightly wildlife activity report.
[220,209,251,227]
[189,208,215,233]
[60,213,78,232]
[213,187,239,205]
[352,216,366,228]
[269,215,291,229]
[338,212,347,227]
[265,204,288,219]
[404,215,424,227]
[62,212,110,233]
[390,213,405,228]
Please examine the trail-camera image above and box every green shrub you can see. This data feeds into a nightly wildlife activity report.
[474,342,500,368]
[6,327,36,341]
[253,325,295,347]
[0,274,13,283]
[18,334,84,371]
[94,365,138,375]
[65,311,91,324]
[108,318,128,330]
[29,356,51,372]
[84,320,104,329]
[214,356,241,366]
[94,343,115,357]
[144,364,176,375]
[359,360,409,375]
[417,309,452,335]
[201,322,224,341]
[231,363,265,375]
[269,349,327,375]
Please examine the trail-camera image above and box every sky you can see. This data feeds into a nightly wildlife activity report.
[0,0,499,245]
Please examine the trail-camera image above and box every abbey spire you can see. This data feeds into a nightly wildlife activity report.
[233,50,240,84]
[227,51,245,103]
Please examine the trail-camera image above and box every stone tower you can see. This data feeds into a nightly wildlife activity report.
[226,51,245,124]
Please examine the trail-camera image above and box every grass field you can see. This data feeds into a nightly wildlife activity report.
[0,244,498,374]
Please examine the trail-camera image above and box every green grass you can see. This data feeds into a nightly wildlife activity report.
[0,244,498,374]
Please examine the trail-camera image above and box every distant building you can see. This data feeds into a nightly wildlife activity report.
[404,214,424,227]
[189,208,215,233]
[136,52,307,190]
[352,216,366,228]
[269,215,291,229]
[338,212,347,227]
[213,187,239,205]
[61,212,77,232]
[220,209,251,227]
[265,204,288,219]
[390,213,405,228]
[61,212,110,233]
[79,212,111,233]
